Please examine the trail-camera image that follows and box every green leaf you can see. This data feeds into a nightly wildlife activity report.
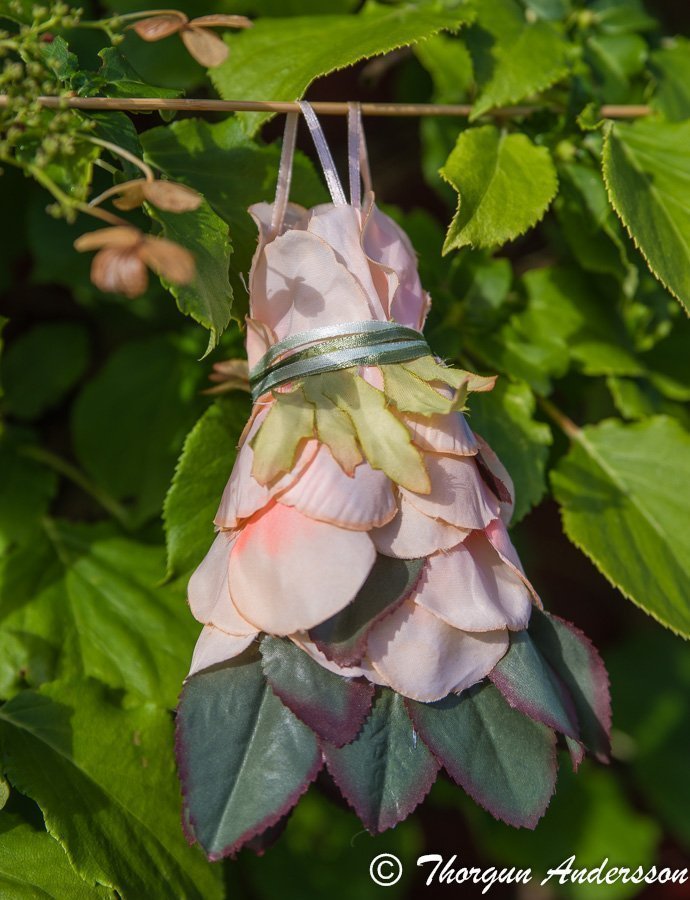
[0,679,222,899]
[589,0,656,35]
[0,520,196,705]
[211,1,476,135]
[78,47,182,99]
[260,636,374,747]
[324,689,439,834]
[0,433,57,555]
[555,160,634,285]
[651,38,690,122]
[603,119,690,314]
[318,371,429,493]
[528,609,611,761]
[441,126,558,252]
[141,117,325,316]
[608,376,690,430]
[147,200,233,354]
[1,322,90,421]
[0,811,112,899]
[468,380,551,523]
[490,630,580,739]
[250,389,315,484]
[164,397,249,578]
[71,336,204,525]
[467,0,570,119]
[414,32,474,103]
[607,628,690,849]
[551,416,690,638]
[456,760,660,900]
[309,555,425,667]
[408,681,557,828]
[177,654,321,859]
[476,264,641,393]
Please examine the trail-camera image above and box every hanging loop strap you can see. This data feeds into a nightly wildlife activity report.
[299,100,348,207]
[347,102,373,206]
[249,320,430,401]
[347,101,362,208]
[269,111,299,237]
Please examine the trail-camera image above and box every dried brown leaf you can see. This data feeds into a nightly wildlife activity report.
[74,226,141,252]
[142,180,203,212]
[91,247,149,298]
[131,14,186,41]
[180,26,229,67]
[140,236,196,284]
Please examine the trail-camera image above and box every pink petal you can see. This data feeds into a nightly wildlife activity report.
[245,317,276,371]
[290,634,388,686]
[371,494,468,558]
[486,518,542,607]
[214,414,316,529]
[362,204,429,330]
[414,531,533,632]
[401,453,501,529]
[187,624,257,678]
[307,205,386,320]
[405,411,478,456]
[474,434,515,524]
[187,532,257,635]
[367,600,508,702]
[229,503,377,634]
[253,230,374,339]
[214,413,271,529]
[277,445,396,530]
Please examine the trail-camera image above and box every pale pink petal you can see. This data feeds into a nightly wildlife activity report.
[362,204,429,330]
[368,600,508,702]
[475,434,515,524]
[371,494,468,558]
[307,204,386,320]
[229,503,376,634]
[414,532,533,632]
[214,414,316,529]
[405,411,478,457]
[486,518,542,607]
[187,624,257,679]
[245,317,276,371]
[401,453,501,529]
[290,634,388,686]
[254,230,374,339]
[359,365,384,390]
[277,445,396,530]
[187,532,257,635]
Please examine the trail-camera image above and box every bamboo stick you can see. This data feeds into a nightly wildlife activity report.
[0,95,653,118]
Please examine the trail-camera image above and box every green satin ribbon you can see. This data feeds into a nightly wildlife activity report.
[249,320,430,402]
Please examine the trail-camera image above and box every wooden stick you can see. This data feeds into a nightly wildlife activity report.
[0,95,653,118]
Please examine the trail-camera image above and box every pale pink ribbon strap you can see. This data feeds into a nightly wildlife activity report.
[299,100,347,207]
[270,110,299,237]
[347,101,372,208]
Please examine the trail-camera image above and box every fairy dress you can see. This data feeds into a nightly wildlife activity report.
[176,104,611,859]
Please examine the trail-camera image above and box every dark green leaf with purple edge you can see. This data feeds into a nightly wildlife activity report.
[324,688,439,834]
[490,629,581,738]
[528,609,611,762]
[407,681,558,829]
[490,629,585,772]
[176,652,321,860]
[309,555,425,666]
[260,636,374,748]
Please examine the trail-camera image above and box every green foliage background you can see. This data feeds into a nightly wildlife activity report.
[0,0,689,896]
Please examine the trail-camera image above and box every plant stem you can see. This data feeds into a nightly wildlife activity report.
[86,136,154,181]
[537,396,582,441]
[22,446,135,531]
